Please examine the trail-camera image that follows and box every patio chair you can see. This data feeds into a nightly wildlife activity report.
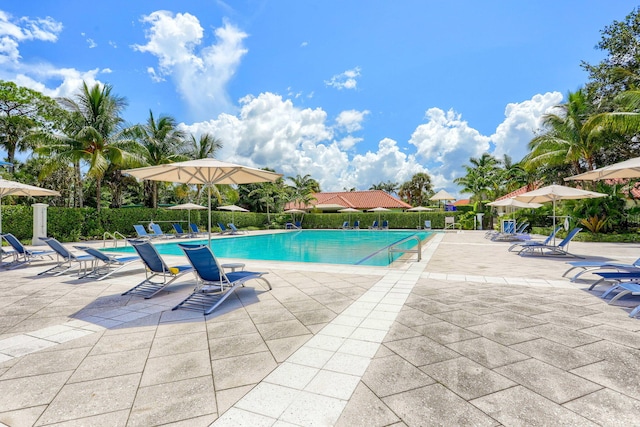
[190,223,205,237]
[227,223,247,234]
[172,223,191,238]
[369,220,379,230]
[518,227,583,257]
[217,222,231,234]
[173,243,271,315]
[585,270,640,291]
[508,225,563,253]
[381,220,389,230]
[134,224,156,240]
[342,221,350,229]
[444,216,460,230]
[38,237,96,277]
[562,257,640,282]
[76,246,141,281]
[353,220,360,229]
[424,220,431,230]
[0,233,54,269]
[592,280,640,318]
[150,223,175,239]
[122,240,193,298]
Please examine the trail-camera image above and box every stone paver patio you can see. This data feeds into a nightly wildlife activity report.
[0,230,639,426]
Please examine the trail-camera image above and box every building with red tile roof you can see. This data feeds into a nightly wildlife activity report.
[285,190,412,211]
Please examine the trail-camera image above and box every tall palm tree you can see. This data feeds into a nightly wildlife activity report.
[184,133,224,203]
[454,154,502,210]
[55,82,140,211]
[134,110,187,207]
[287,174,319,209]
[523,89,602,177]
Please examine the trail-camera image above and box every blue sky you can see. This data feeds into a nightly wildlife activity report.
[0,1,635,196]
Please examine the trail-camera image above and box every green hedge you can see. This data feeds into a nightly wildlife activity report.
[1,206,463,243]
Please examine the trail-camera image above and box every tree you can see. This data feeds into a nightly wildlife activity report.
[287,174,320,208]
[134,110,187,207]
[0,81,61,167]
[398,173,433,206]
[182,133,224,203]
[454,154,502,210]
[370,181,398,194]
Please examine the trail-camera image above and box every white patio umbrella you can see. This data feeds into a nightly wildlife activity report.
[123,159,282,246]
[407,206,434,227]
[430,189,455,209]
[338,207,360,223]
[514,184,606,244]
[166,202,207,226]
[0,179,60,233]
[487,197,542,228]
[368,207,390,225]
[218,204,249,225]
[565,156,640,181]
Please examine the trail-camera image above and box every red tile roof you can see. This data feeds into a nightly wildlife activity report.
[285,190,412,210]
[453,199,470,206]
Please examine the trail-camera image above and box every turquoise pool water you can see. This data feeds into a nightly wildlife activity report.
[107,230,431,266]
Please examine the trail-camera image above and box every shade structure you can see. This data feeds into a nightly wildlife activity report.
[565,156,640,181]
[123,159,282,245]
[429,189,455,201]
[368,207,390,225]
[338,207,360,223]
[0,179,60,233]
[166,202,207,225]
[514,184,606,244]
[407,206,434,227]
[218,204,249,224]
[487,197,542,224]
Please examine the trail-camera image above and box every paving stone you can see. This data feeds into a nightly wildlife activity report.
[0,371,72,413]
[563,388,640,425]
[571,360,640,398]
[0,405,47,427]
[446,337,529,369]
[361,354,434,398]
[211,351,277,390]
[140,349,212,387]
[510,338,602,370]
[68,348,148,383]
[384,335,459,366]
[335,383,400,427]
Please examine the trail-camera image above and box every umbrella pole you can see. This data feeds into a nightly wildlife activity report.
[552,199,556,246]
[208,186,212,247]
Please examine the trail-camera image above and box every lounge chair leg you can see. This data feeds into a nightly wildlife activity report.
[608,290,632,304]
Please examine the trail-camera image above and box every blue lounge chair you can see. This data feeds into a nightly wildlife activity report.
[190,223,205,237]
[518,227,583,257]
[353,220,360,229]
[424,220,431,230]
[563,257,640,282]
[150,223,174,239]
[508,225,563,253]
[0,233,54,269]
[38,237,95,277]
[76,246,141,281]
[369,220,379,230]
[123,240,193,298]
[173,243,271,315]
[342,221,350,229]
[586,270,640,291]
[381,220,389,230]
[134,224,156,239]
[172,223,190,238]
[591,281,640,318]
[227,223,246,234]
[218,222,230,234]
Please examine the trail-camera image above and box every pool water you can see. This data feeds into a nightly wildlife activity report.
[108,230,432,266]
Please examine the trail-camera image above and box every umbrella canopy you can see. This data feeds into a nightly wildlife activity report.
[368,207,390,225]
[218,204,249,224]
[284,208,306,214]
[565,156,640,181]
[429,189,456,201]
[314,203,346,211]
[338,207,360,223]
[487,198,543,208]
[166,202,207,225]
[0,179,60,233]
[514,184,606,243]
[123,159,282,245]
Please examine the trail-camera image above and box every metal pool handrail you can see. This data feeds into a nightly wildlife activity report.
[388,235,422,262]
[103,231,127,248]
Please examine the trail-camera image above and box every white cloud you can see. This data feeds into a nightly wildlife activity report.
[325,67,361,90]
[86,38,96,48]
[338,135,362,150]
[133,11,248,120]
[409,108,490,182]
[12,66,102,98]
[0,11,62,64]
[491,91,563,161]
[300,41,308,47]
[335,109,369,133]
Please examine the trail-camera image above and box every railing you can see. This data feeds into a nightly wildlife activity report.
[388,235,422,262]
[103,231,127,248]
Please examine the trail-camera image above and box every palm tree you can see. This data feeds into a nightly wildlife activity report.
[454,154,502,211]
[134,110,187,207]
[184,133,224,203]
[523,89,602,177]
[287,174,320,209]
[398,173,433,206]
[55,82,140,212]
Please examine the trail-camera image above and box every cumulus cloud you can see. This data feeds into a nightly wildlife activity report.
[180,92,426,191]
[491,91,563,161]
[132,11,248,120]
[325,67,361,90]
[0,10,62,64]
[409,108,490,182]
[335,109,369,133]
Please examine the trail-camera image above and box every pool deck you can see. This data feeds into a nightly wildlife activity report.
[0,230,639,426]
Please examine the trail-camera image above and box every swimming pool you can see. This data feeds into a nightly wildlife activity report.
[108,230,432,266]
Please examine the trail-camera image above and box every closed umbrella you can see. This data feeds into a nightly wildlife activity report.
[0,179,60,233]
[166,202,207,226]
[123,159,282,246]
[514,184,606,244]
[218,204,249,225]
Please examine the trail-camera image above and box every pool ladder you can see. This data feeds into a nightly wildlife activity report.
[388,235,422,262]
[103,231,128,248]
